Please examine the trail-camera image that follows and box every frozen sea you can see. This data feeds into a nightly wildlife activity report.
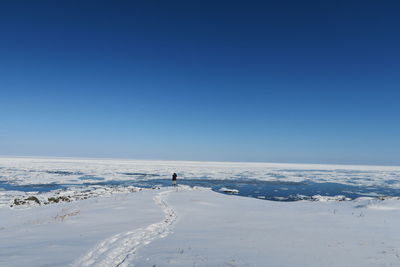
[1,157,400,206]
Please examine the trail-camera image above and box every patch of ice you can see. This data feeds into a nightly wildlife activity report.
[311,195,352,202]
[218,187,239,194]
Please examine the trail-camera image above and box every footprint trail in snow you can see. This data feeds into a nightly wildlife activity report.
[71,189,177,267]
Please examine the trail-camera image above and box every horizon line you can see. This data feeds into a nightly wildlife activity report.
[1,154,399,168]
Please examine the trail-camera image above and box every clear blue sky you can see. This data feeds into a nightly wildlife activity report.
[0,1,399,165]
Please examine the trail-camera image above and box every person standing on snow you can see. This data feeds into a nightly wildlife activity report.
[172,173,177,187]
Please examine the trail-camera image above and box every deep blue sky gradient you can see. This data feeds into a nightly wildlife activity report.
[1,1,399,165]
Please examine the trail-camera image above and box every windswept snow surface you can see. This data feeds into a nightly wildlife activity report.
[1,157,400,266]
[71,189,177,267]
[0,189,166,266]
[1,186,400,266]
[135,188,400,267]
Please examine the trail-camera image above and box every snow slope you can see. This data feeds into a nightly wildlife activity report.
[134,188,400,267]
[1,186,400,267]
[0,189,166,266]
[71,190,177,267]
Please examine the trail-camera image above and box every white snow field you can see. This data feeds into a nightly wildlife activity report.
[1,186,400,266]
[1,157,400,266]
[0,189,166,266]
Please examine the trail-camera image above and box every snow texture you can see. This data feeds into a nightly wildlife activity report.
[1,186,400,266]
[71,189,176,267]
[1,157,400,266]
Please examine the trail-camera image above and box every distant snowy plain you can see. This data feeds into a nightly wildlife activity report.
[0,158,400,188]
[1,157,400,206]
[1,157,400,188]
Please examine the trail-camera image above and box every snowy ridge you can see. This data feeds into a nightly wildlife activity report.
[70,189,177,267]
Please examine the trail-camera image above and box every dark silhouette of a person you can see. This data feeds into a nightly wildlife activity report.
[172,173,177,187]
